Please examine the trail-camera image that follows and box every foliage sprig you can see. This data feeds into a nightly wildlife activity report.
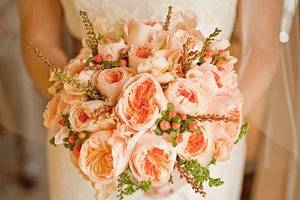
[117,168,151,200]
[197,28,222,64]
[27,43,106,100]
[176,157,223,196]
[234,122,249,144]
[79,10,99,55]
[163,5,173,31]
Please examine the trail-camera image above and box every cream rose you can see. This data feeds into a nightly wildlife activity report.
[93,67,133,105]
[79,130,127,184]
[98,39,127,61]
[129,133,177,186]
[116,73,167,131]
[165,78,209,116]
[175,128,214,166]
[124,20,163,46]
[69,100,115,132]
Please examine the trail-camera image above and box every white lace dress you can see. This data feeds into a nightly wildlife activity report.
[48,0,245,199]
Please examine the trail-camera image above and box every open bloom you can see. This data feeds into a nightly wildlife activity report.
[69,100,116,132]
[212,128,234,161]
[129,133,177,186]
[175,128,214,166]
[165,78,209,116]
[79,130,127,184]
[93,67,133,104]
[116,74,167,131]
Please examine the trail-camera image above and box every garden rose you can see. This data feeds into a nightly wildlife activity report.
[116,74,167,131]
[69,100,116,132]
[165,78,209,116]
[129,133,177,186]
[79,130,127,184]
[175,128,214,166]
[93,67,133,104]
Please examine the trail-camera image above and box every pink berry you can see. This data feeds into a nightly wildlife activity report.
[78,112,89,123]
[188,120,197,131]
[73,145,81,154]
[172,122,181,130]
[179,113,187,120]
[176,135,183,143]
[205,49,214,58]
[160,121,171,131]
[218,49,225,56]
[106,54,113,61]
[94,54,102,63]
[78,132,86,139]
[168,111,177,118]
[58,118,65,125]
[68,135,77,144]
[119,59,127,67]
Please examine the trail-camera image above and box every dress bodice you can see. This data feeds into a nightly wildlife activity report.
[60,0,238,40]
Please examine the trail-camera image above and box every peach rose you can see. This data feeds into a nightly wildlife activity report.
[175,128,214,166]
[79,130,127,184]
[98,39,128,61]
[164,78,209,116]
[93,67,133,105]
[212,129,234,161]
[129,133,177,186]
[124,20,163,46]
[69,100,116,132]
[43,94,70,133]
[116,74,167,131]
[207,91,243,141]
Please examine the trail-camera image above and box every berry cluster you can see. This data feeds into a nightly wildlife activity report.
[63,130,91,155]
[155,103,199,147]
[82,48,129,70]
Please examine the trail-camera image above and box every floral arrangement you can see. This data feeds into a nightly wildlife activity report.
[32,6,248,200]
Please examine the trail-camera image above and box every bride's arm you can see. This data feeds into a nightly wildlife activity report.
[17,0,67,98]
[239,0,282,115]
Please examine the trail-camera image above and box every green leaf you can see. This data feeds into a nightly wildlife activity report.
[155,127,163,136]
[234,122,249,144]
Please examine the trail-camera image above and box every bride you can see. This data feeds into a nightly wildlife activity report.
[18,0,283,199]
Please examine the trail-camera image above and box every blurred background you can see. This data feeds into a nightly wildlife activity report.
[0,0,299,200]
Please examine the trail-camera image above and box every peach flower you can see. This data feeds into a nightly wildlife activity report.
[69,100,116,132]
[116,74,167,131]
[98,39,128,61]
[164,78,209,116]
[93,67,133,105]
[212,129,234,161]
[207,90,243,141]
[168,11,198,32]
[43,94,70,133]
[79,130,127,184]
[129,133,177,186]
[124,20,163,46]
[175,128,214,166]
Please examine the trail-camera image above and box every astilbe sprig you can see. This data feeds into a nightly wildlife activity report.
[196,28,222,64]
[176,157,224,197]
[79,10,99,55]
[163,5,173,31]
[117,168,151,200]
[27,43,107,101]
[196,113,239,123]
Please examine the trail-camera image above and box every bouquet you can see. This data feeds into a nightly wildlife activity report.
[33,6,248,200]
